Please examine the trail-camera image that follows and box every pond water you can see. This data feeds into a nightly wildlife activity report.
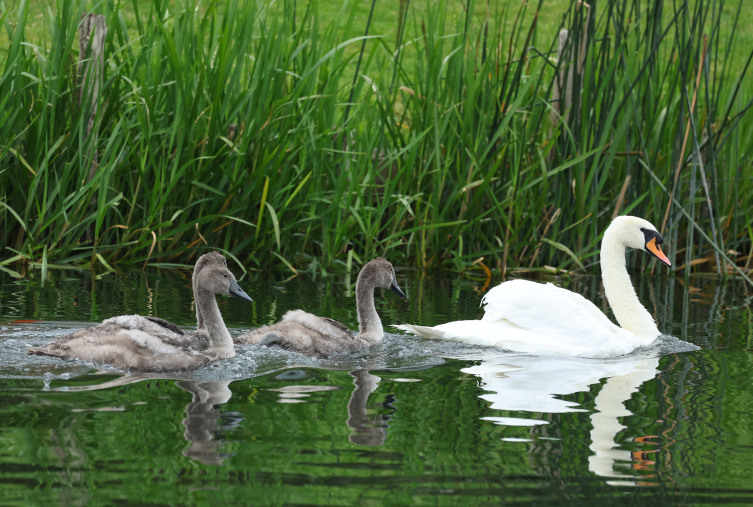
[0,266,752,505]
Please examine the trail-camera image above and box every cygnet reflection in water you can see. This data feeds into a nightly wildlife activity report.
[346,370,392,446]
[176,380,239,465]
[464,352,664,485]
[266,368,392,446]
[37,375,240,466]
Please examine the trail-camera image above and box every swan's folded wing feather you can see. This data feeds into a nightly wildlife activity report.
[234,326,269,344]
[282,310,355,341]
[164,329,211,351]
[234,320,356,358]
[480,280,627,346]
[104,315,186,339]
[144,316,185,336]
[318,317,355,340]
[103,315,203,350]
[28,322,211,372]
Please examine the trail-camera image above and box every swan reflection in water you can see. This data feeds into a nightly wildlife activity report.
[39,352,661,472]
[463,353,661,485]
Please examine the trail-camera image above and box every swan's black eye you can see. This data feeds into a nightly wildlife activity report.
[642,228,663,245]
[224,275,227,278]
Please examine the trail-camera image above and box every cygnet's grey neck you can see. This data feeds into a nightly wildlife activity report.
[600,230,660,342]
[194,283,204,329]
[355,275,383,344]
[196,288,234,358]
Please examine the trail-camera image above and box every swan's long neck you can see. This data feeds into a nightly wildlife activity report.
[355,277,383,344]
[196,289,235,358]
[588,357,660,480]
[600,232,660,343]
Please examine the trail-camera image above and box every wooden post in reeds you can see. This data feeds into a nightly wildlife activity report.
[78,14,107,181]
[551,28,570,128]
[550,2,590,130]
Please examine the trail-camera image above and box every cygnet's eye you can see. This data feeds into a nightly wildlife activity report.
[224,275,227,278]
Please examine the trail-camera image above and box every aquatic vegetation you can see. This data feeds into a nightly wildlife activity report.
[0,0,750,280]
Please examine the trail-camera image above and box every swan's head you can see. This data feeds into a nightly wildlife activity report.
[607,216,671,267]
[196,264,253,302]
[359,257,406,298]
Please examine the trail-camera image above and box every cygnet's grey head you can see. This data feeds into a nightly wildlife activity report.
[193,251,228,284]
[196,264,253,302]
[359,257,406,298]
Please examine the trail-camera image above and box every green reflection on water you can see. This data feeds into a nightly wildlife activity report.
[0,269,752,505]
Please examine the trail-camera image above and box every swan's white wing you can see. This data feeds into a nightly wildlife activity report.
[479,280,636,356]
[394,280,643,357]
[481,280,615,329]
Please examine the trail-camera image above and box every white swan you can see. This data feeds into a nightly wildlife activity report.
[394,216,672,357]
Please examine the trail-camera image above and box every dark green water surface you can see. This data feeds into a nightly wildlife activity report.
[0,268,752,506]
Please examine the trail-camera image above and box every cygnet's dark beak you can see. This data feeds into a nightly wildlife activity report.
[389,279,406,299]
[229,280,253,303]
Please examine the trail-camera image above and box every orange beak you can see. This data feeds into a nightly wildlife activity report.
[646,238,671,267]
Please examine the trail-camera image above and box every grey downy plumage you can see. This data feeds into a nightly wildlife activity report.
[27,252,252,373]
[234,257,406,358]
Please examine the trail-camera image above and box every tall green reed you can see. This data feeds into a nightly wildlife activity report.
[0,0,750,283]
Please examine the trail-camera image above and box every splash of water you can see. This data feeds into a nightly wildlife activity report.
[0,322,699,381]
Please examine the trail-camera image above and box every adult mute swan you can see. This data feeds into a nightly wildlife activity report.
[234,257,406,358]
[393,216,672,357]
[28,252,253,372]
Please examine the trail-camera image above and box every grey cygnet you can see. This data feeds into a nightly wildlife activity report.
[234,257,405,358]
[28,251,252,372]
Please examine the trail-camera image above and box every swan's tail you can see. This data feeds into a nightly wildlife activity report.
[392,324,448,340]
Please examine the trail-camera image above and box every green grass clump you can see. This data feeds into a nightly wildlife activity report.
[0,0,751,282]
